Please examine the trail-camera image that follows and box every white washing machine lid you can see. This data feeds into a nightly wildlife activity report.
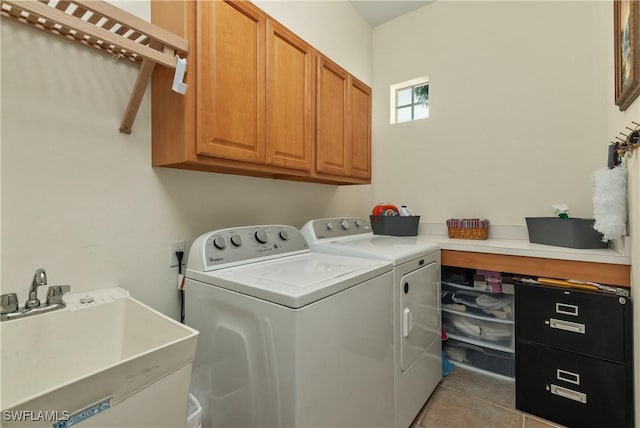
[310,235,440,266]
[186,252,391,308]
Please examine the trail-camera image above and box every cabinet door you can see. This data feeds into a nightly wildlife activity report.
[266,21,314,171]
[197,0,266,163]
[316,55,349,176]
[349,77,371,179]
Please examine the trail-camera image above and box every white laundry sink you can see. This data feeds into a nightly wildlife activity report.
[1,288,198,427]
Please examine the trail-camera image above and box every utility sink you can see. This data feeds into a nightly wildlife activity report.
[1,288,198,427]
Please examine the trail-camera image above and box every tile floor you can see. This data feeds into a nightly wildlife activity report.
[410,366,565,428]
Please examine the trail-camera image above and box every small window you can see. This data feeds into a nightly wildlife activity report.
[390,77,429,124]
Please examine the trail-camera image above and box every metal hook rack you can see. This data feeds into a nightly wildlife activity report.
[609,121,640,167]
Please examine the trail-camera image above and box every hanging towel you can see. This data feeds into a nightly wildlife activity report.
[593,167,627,241]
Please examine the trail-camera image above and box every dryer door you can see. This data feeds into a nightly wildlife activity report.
[400,261,440,372]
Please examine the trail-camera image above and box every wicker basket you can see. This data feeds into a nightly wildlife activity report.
[447,226,488,240]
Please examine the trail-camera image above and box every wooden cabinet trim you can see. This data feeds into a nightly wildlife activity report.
[441,250,631,287]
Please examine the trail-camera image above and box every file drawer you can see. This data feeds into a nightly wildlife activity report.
[517,341,631,428]
[516,283,630,362]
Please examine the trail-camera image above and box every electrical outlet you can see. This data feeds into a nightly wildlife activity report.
[169,240,186,268]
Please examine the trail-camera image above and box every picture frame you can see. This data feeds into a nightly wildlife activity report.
[614,0,640,111]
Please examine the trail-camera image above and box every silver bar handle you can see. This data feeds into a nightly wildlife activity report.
[550,384,587,404]
[548,318,585,334]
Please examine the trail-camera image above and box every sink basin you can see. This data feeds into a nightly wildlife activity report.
[1,288,198,427]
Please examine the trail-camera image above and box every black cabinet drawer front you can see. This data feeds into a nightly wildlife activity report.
[516,342,631,428]
[516,283,629,362]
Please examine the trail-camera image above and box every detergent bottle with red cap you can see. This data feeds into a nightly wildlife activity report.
[371,203,399,216]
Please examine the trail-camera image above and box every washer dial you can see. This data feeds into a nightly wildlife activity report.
[230,234,242,247]
[213,237,226,250]
[255,229,269,244]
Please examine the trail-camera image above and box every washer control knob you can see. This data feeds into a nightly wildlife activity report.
[279,230,289,241]
[339,219,351,230]
[255,229,269,244]
[230,234,243,247]
[325,222,334,231]
[354,220,363,228]
[213,237,226,250]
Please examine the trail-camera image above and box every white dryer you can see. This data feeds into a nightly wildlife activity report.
[301,217,442,428]
[185,225,395,428]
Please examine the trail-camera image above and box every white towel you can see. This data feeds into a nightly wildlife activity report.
[592,167,627,241]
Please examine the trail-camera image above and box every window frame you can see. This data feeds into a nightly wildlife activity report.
[389,77,429,124]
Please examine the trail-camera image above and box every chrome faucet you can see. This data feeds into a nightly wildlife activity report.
[25,268,47,309]
[1,268,70,321]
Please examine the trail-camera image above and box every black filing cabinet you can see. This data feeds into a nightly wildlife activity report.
[515,283,633,428]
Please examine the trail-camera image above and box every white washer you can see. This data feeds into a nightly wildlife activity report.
[301,217,442,428]
[185,225,395,428]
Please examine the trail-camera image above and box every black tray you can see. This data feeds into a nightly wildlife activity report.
[369,215,420,236]
[525,217,608,249]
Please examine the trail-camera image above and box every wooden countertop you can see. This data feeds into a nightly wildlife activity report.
[417,235,631,287]
[441,250,630,287]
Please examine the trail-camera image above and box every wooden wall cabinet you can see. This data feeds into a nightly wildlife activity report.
[316,55,372,180]
[266,21,314,172]
[349,77,373,179]
[151,0,371,185]
[196,0,266,164]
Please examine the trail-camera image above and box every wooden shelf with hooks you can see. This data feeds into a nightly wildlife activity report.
[1,0,188,134]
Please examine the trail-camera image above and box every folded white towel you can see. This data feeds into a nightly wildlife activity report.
[593,167,627,241]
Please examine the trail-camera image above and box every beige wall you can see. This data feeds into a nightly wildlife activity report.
[0,0,373,318]
[372,1,610,224]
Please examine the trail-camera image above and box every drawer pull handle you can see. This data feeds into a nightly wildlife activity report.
[557,369,580,385]
[549,318,585,334]
[556,303,579,316]
[549,384,587,404]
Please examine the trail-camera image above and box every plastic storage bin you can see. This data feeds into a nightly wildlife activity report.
[441,266,516,379]
[442,282,514,320]
[444,338,515,378]
[442,311,514,348]
[369,215,420,236]
[525,217,608,249]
